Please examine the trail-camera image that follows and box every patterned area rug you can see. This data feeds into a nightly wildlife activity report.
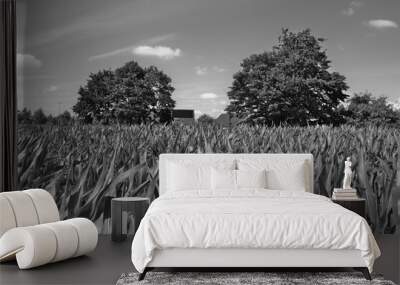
[116,272,396,285]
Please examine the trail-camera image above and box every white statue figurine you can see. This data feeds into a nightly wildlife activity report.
[343,157,353,190]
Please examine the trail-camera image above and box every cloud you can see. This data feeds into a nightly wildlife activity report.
[195,65,226,75]
[200,92,218,99]
[143,34,176,45]
[133,45,181,60]
[213,66,226,73]
[341,1,363,16]
[27,2,164,48]
[390,97,400,110]
[47,85,59,92]
[194,110,203,118]
[89,46,132,61]
[17,53,42,69]
[89,34,178,61]
[342,7,355,16]
[210,108,222,115]
[195,66,207,75]
[337,44,345,51]
[219,100,227,105]
[366,19,398,30]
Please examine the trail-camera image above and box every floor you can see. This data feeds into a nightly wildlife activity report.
[0,236,133,285]
[0,234,399,285]
[374,234,400,284]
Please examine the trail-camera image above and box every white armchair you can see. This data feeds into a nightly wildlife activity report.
[0,189,98,269]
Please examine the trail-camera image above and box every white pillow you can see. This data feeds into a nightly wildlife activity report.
[210,168,236,190]
[167,159,235,192]
[210,168,268,191]
[237,159,307,191]
[236,169,267,189]
[167,162,209,191]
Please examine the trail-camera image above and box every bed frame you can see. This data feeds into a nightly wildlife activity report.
[138,154,372,280]
[140,248,370,280]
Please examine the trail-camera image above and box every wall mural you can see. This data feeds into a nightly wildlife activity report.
[17,0,400,234]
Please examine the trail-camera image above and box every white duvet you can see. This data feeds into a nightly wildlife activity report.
[131,190,380,273]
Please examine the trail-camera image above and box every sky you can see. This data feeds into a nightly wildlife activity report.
[17,0,400,117]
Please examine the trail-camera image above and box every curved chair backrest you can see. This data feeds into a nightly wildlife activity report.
[0,189,60,237]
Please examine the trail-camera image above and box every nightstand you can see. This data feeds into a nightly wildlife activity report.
[332,198,366,218]
[111,197,150,242]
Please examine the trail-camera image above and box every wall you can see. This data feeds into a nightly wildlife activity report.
[16,0,400,234]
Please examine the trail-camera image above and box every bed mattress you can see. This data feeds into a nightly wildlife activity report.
[131,190,380,273]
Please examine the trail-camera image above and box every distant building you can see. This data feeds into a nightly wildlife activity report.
[172,109,195,124]
[215,113,238,128]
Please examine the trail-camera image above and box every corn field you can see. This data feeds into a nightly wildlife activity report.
[17,123,400,234]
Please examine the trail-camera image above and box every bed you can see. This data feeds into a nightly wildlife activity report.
[131,153,380,280]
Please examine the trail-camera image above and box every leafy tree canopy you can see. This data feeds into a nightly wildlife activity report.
[18,109,74,125]
[197,114,215,124]
[55,111,73,125]
[32,109,48,125]
[73,60,175,124]
[341,92,400,127]
[226,28,349,125]
[17,108,33,124]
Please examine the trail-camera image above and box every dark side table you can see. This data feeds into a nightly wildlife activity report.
[111,197,150,242]
[332,198,366,218]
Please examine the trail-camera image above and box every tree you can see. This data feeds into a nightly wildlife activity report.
[32,109,47,124]
[197,114,215,124]
[73,61,175,124]
[55,111,73,125]
[342,92,400,127]
[73,70,116,123]
[17,108,33,124]
[226,29,349,125]
[46,114,55,125]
